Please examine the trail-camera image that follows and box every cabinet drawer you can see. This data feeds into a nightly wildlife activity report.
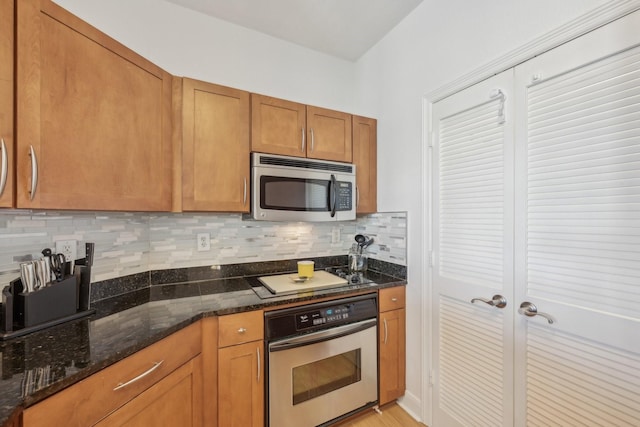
[379,286,406,312]
[218,310,264,347]
[23,322,202,427]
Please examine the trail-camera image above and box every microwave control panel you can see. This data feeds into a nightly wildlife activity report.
[335,182,353,211]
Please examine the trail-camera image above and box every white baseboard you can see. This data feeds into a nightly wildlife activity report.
[397,391,424,424]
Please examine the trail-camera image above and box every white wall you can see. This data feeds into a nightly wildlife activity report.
[353,0,608,422]
[52,0,356,112]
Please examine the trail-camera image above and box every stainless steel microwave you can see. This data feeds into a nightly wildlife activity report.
[250,153,356,222]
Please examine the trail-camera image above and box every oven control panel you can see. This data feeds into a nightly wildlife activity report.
[296,305,352,329]
[265,294,378,340]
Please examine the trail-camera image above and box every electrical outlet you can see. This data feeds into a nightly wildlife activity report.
[331,227,341,244]
[56,239,77,262]
[197,233,210,251]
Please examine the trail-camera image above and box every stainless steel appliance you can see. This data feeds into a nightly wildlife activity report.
[251,152,356,222]
[265,294,378,427]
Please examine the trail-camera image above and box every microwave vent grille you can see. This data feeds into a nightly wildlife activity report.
[258,155,353,174]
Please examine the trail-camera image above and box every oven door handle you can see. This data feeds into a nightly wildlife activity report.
[268,318,377,352]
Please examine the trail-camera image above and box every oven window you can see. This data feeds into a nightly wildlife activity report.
[261,176,329,211]
[292,349,361,405]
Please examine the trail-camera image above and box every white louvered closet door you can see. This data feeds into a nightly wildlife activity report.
[432,69,515,427]
[514,10,640,427]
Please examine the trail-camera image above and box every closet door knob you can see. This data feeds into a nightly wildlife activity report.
[519,302,555,324]
[471,294,507,309]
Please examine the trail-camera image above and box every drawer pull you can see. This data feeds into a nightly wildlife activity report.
[113,360,164,391]
[238,327,247,334]
[391,297,398,302]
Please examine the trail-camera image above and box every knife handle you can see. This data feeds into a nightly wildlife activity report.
[86,242,95,267]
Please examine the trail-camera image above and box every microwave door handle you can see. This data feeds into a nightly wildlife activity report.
[330,174,337,217]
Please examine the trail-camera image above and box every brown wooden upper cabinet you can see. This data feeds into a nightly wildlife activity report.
[0,0,14,208]
[251,94,352,163]
[352,115,377,213]
[177,78,250,212]
[15,0,173,211]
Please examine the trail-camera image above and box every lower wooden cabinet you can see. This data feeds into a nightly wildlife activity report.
[22,322,202,427]
[217,310,264,427]
[378,287,406,405]
[95,356,203,427]
[218,341,265,427]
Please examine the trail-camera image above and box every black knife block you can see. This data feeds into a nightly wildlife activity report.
[14,276,78,328]
[1,255,94,339]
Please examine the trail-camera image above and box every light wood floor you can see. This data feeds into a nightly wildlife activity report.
[338,403,428,427]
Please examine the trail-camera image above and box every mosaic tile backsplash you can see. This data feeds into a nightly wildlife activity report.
[0,211,406,287]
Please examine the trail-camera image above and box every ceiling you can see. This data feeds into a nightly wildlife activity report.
[163,0,424,61]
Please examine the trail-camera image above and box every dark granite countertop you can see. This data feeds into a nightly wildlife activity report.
[0,260,406,426]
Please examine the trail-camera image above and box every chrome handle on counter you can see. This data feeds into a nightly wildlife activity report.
[256,347,261,382]
[29,145,38,201]
[519,302,555,324]
[301,127,306,152]
[113,361,164,391]
[310,128,315,152]
[243,177,247,206]
[471,294,507,309]
[238,327,247,334]
[0,138,7,197]
[383,318,388,345]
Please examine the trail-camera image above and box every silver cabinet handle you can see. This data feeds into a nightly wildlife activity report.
[256,347,261,382]
[29,145,38,201]
[238,327,247,333]
[113,360,164,391]
[310,128,315,152]
[243,177,247,206]
[383,317,388,345]
[301,127,306,153]
[519,302,555,324]
[471,294,507,308]
[391,297,398,302]
[0,138,7,197]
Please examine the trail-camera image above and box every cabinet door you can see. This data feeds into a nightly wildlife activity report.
[307,106,352,162]
[0,0,14,207]
[251,94,306,157]
[95,356,203,427]
[182,78,250,212]
[379,307,406,406]
[16,0,172,211]
[352,115,377,213]
[218,341,264,427]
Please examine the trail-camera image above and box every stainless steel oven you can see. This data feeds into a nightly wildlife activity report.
[265,294,378,427]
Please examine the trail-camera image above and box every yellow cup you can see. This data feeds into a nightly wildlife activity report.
[297,260,314,278]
